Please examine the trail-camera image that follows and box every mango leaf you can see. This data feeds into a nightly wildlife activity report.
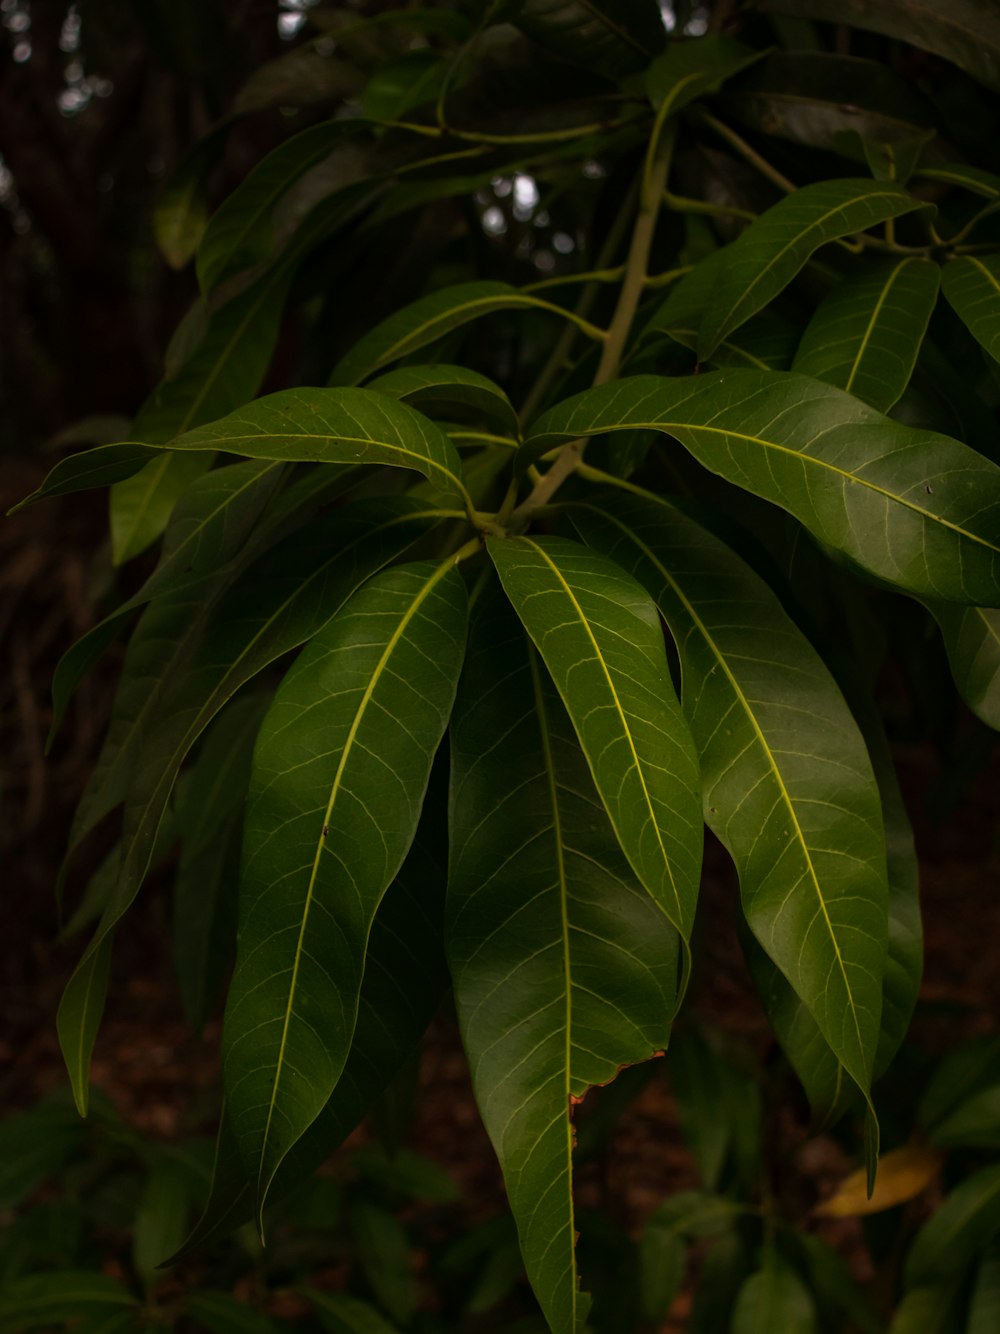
[197,118,362,294]
[793,258,940,412]
[905,1165,1000,1285]
[524,372,1000,604]
[488,535,703,947]
[172,802,448,1260]
[448,586,678,1334]
[223,559,466,1213]
[111,453,215,567]
[888,1286,960,1334]
[166,387,469,507]
[510,0,665,78]
[929,603,1000,730]
[815,1145,944,1218]
[722,52,936,173]
[368,365,522,438]
[732,1256,818,1334]
[59,502,439,1113]
[179,1292,279,1334]
[646,37,765,113]
[9,443,166,510]
[0,1272,137,1333]
[133,1154,199,1284]
[330,281,607,387]
[697,179,921,358]
[570,496,887,1101]
[941,254,1000,366]
[760,0,1000,94]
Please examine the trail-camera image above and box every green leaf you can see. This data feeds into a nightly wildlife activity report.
[921,1036,1000,1129]
[60,502,438,1113]
[525,372,1000,604]
[448,586,679,1334]
[929,603,1000,730]
[350,1201,415,1325]
[0,1272,137,1333]
[362,50,446,122]
[330,280,607,387]
[570,496,887,1101]
[0,1093,88,1209]
[488,535,703,946]
[197,119,362,294]
[888,1285,960,1334]
[223,559,466,1213]
[8,443,166,510]
[368,365,522,439]
[232,45,365,114]
[969,1250,1000,1334]
[646,37,765,113]
[905,1165,1000,1285]
[304,1289,400,1334]
[133,1155,195,1284]
[511,0,665,78]
[166,387,469,507]
[793,258,940,412]
[915,164,1000,201]
[171,803,449,1260]
[941,254,1000,367]
[929,1087,1000,1149]
[791,1232,883,1334]
[697,179,922,358]
[180,1292,279,1334]
[732,1256,818,1334]
[57,933,113,1117]
[760,0,1000,94]
[638,1227,684,1323]
[154,123,230,269]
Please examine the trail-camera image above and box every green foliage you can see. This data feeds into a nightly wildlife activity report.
[12,0,1000,1328]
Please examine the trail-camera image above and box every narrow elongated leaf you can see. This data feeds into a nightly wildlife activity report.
[368,365,521,438]
[330,281,607,387]
[916,164,1000,200]
[57,933,113,1116]
[172,803,448,1260]
[761,0,1000,94]
[197,119,361,294]
[571,497,887,1098]
[9,443,165,510]
[698,179,921,358]
[793,258,940,411]
[224,560,466,1210]
[0,1272,137,1333]
[905,1164,1000,1285]
[929,603,1000,730]
[60,502,440,1111]
[166,388,469,507]
[941,254,1000,366]
[448,587,678,1334]
[732,1257,818,1334]
[525,372,1000,604]
[488,535,703,945]
[511,0,665,77]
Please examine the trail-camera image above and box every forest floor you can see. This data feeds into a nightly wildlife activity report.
[3,463,999,1331]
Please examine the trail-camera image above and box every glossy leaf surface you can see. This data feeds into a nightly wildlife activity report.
[571,497,887,1097]
[698,179,921,358]
[448,588,678,1334]
[488,535,703,944]
[525,372,1000,604]
[223,560,466,1210]
[941,255,1000,366]
[793,258,940,411]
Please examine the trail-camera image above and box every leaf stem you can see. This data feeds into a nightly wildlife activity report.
[694,109,797,194]
[664,190,757,223]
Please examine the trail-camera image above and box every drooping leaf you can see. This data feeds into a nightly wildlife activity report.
[172,802,449,1260]
[731,1256,818,1334]
[697,179,922,358]
[570,496,888,1101]
[760,0,1000,94]
[59,502,440,1111]
[330,281,607,387]
[511,0,666,78]
[941,254,1000,367]
[793,258,941,411]
[368,365,522,438]
[488,535,703,948]
[525,372,1000,604]
[0,1272,138,1333]
[197,118,363,294]
[223,559,466,1212]
[905,1164,1000,1285]
[165,387,470,507]
[929,603,1000,730]
[448,586,679,1334]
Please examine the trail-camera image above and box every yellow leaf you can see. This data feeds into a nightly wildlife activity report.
[815,1145,945,1218]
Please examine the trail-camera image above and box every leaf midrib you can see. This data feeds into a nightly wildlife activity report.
[523,538,685,933]
[844,258,915,395]
[256,555,455,1203]
[577,503,870,1081]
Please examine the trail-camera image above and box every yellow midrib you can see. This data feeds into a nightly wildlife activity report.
[844,258,914,395]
